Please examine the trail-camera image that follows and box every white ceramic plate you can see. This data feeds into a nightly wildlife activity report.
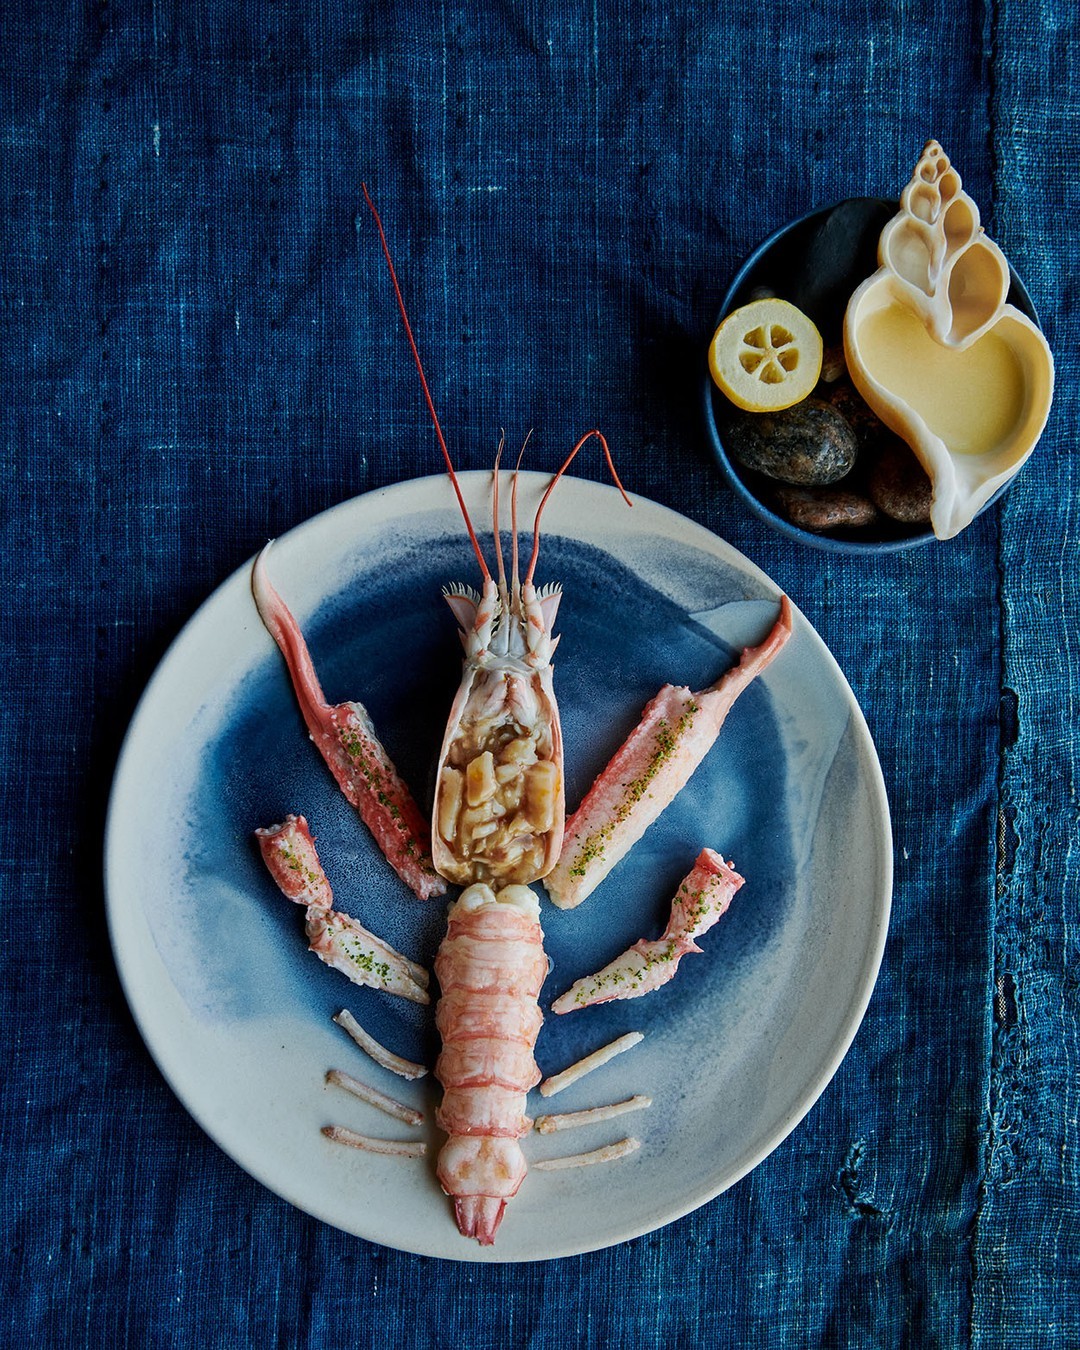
[105,472,892,1263]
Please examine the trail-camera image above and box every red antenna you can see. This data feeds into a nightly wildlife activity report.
[524,429,631,585]
[360,183,489,581]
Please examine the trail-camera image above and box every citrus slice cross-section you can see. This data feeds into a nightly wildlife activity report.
[709,298,823,412]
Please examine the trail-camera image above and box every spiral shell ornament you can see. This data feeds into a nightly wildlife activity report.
[844,140,1054,539]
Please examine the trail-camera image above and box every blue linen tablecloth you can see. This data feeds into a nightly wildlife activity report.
[3,0,1078,1344]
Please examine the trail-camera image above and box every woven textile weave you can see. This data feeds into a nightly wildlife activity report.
[2,1,1077,1344]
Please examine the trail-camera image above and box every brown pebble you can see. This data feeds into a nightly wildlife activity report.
[868,437,934,524]
[826,381,885,453]
[819,344,847,383]
[773,486,879,533]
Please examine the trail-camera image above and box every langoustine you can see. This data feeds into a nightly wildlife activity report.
[544,597,792,910]
[552,847,743,1011]
[362,182,630,1243]
[424,452,614,1240]
[421,449,626,1239]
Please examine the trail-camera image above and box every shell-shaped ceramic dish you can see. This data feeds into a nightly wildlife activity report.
[845,140,1054,540]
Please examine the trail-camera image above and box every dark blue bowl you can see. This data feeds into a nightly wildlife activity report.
[702,198,1043,553]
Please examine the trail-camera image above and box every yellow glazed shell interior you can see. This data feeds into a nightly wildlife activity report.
[844,140,1054,539]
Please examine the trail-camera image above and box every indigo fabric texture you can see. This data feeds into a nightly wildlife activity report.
[2,0,1078,1345]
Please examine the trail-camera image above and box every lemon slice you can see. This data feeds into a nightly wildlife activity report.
[709,298,823,412]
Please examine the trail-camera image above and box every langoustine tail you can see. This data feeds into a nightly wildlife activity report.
[252,546,445,900]
[434,885,546,1243]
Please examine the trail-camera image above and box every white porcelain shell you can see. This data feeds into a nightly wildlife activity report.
[844,140,1054,539]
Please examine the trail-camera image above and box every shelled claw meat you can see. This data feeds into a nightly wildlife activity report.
[252,547,445,901]
[434,882,547,1245]
[256,814,430,1004]
[552,848,744,1012]
[544,597,792,910]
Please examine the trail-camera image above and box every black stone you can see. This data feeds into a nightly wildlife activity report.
[785,199,892,342]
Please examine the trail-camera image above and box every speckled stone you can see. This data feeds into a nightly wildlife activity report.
[725,399,859,486]
[772,485,879,532]
[869,435,934,524]
[826,381,886,453]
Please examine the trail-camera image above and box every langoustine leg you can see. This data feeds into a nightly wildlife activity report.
[433,882,547,1245]
[552,848,743,1011]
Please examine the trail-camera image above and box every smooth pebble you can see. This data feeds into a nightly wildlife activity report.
[726,399,858,486]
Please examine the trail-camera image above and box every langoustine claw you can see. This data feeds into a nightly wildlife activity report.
[256,814,430,1004]
[252,548,445,901]
[433,882,547,1245]
[552,848,744,1012]
[544,597,792,910]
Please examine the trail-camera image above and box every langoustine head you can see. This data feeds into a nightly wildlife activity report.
[432,435,628,887]
[359,185,630,886]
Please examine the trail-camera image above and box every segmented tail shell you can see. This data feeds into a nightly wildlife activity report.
[434,884,546,1244]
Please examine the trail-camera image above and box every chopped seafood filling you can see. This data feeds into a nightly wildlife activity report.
[436,695,560,884]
